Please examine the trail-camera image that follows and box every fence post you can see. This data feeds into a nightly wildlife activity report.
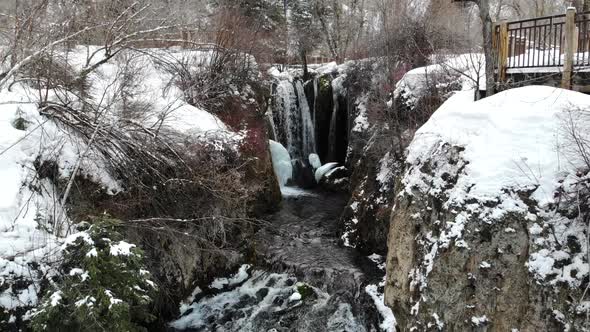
[562,7,577,90]
[498,21,509,84]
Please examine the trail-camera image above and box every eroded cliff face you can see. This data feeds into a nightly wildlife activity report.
[384,88,590,331]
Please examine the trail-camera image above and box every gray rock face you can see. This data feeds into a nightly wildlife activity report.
[384,143,589,331]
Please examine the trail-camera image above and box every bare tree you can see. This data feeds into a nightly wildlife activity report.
[460,0,496,97]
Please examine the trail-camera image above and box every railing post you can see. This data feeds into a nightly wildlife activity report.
[498,21,509,84]
[562,7,577,90]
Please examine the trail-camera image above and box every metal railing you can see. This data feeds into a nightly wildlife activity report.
[494,8,590,88]
[494,13,566,68]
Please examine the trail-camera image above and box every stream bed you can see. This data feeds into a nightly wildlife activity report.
[170,190,392,332]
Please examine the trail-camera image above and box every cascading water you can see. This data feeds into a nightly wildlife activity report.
[295,80,316,160]
[328,77,344,162]
[270,77,320,187]
[170,68,389,332]
[312,77,318,138]
[274,80,295,156]
[273,79,316,163]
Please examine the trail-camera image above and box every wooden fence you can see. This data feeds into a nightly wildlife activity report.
[494,8,590,89]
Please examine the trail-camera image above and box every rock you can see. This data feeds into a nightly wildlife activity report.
[318,166,349,193]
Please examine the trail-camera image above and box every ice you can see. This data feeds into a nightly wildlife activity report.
[269,140,293,186]
[309,153,322,170]
[315,162,339,183]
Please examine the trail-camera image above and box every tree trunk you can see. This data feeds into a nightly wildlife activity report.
[478,0,495,97]
[300,47,309,80]
[585,0,590,12]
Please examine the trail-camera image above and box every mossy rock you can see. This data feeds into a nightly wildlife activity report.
[319,75,332,95]
[295,283,316,301]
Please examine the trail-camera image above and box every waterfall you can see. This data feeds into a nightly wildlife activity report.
[272,79,316,163]
[313,77,318,135]
[266,107,278,141]
[295,80,316,160]
[328,78,340,161]
[274,80,295,156]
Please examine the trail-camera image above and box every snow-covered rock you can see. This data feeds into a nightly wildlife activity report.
[315,162,339,183]
[386,86,590,331]
[395,53,485,108]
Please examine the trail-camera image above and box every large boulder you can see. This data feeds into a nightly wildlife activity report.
[385,87,590,331]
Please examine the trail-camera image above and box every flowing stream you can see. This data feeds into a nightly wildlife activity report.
[169,73,388,332]
[170,191,386,332]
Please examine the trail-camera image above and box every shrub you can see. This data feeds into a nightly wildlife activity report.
[30,217,156,332]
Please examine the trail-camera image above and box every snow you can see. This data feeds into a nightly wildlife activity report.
[109,241,135,256]
[471,315,489,326]
[104,289,123,309]
[365,284,396,332]
[401,85,590,310]
[74,296,96,308]
[405,86,590,213]
[86,248,98,257]
[396,53,485,106]
[49,291,62,307]
[163,104,228,134]
[69,268,89,281]
[269,140,293,186]
[352,96,369,133]
[315,162,339,183]
[289,292,302,302]
[377,152,395,193]
[479,261,491,269]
